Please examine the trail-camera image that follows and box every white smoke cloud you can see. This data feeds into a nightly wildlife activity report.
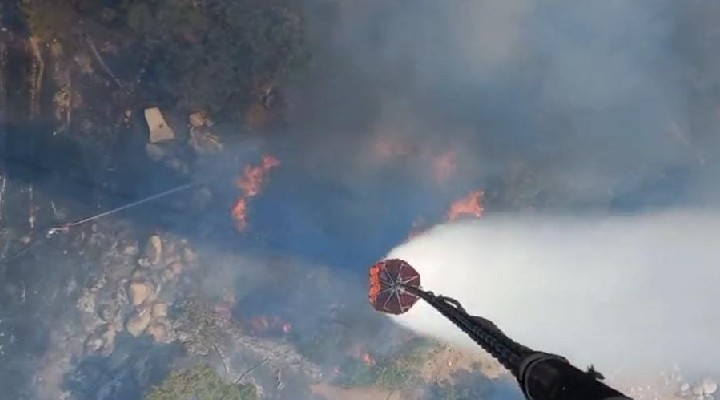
[385,211,720,376]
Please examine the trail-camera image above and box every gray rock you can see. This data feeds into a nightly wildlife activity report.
[145,234,163,266]
[129,281,153,306]
[147,321,168,343]
[126,308,152,336]
[152,302,168,319]
[189,111,209,128]
[145,107,175,143]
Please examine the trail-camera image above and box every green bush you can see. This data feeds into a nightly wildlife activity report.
[21,0,82,41]
[22,0,309,121]
[336,356,421,391]
[144,364,257,400]
[123,0,308,118]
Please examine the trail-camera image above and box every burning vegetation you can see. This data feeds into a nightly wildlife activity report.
[447,190,485,221]
[249,315,293,336]
[232,155,281,231]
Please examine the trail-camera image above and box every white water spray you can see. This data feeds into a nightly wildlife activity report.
[386,211,720,376]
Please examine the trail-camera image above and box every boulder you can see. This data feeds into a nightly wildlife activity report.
[147,322,168,342]
[145,234,163,266]
[129,281,153,306]
[126,308,152,336]
[189,111,209,128]
[144,107,175,143]
[152,302,168,319]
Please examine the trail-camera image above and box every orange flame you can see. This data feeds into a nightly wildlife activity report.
[368,264,382,303]
[231,198,249,231]
[349,345,376,365]
[447,190,485,221]
[237,155,281,197]
[406,190,485,240]
[361,352,375,365]
[231,154,280,231]
[432,149,457,184]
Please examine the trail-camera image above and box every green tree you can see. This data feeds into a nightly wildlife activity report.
[21,0,81,41]
[144,364,258,400]
[22,0,309,122]
[123,0,308,119]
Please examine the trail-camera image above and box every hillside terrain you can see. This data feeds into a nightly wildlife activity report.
[2,1,720,399]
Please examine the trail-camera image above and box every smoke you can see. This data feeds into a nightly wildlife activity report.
[386,211,720,375]
[288,2,720,381]
[290,0,718,208]
[241,0,720,389]
[5,0,720,397]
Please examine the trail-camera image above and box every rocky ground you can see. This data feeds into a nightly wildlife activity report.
[25,225,319,399]
[16,218,509,400]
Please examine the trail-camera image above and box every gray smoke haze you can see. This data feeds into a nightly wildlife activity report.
[386,212,720,376]
[290,0,720,380]
[290,0,720,210]
[5,0,720,397]
[281,0,720,388]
